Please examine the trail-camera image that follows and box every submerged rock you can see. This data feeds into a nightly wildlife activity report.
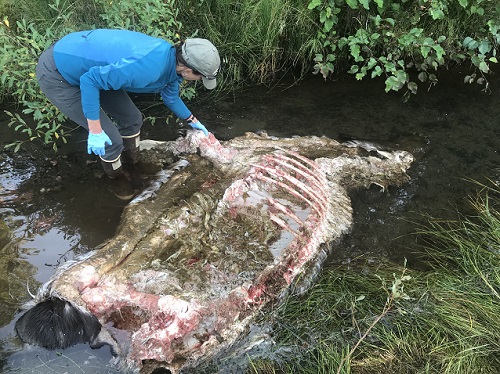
[15,131,413,373]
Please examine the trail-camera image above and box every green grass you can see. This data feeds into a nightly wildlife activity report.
[177,0,320,87]
[245,182,500,374]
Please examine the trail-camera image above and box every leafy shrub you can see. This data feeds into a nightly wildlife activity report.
[1,0,186,151]
[99,0,182,41]
[308,0,500,99]
[2,0,500,150]
[0,3,76,151]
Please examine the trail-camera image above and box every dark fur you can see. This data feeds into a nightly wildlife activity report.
[15,297,101,350]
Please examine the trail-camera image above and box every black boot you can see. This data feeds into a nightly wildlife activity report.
[100,157,124,179]
[122,133,141,164]
[100,158,135,201]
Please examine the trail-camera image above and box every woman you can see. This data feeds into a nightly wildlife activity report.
[36,29,220,182]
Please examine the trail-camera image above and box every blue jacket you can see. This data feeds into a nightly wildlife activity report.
[53,29,191,121]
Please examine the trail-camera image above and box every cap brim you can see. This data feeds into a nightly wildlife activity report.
[202,77,217,90]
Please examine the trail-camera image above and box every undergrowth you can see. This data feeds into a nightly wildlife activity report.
[245,182,500,374]
[1,0,499,150]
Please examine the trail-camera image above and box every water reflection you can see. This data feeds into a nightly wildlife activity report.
[0,151,101,373]
[6,344,119,374]
[0,155,38,329]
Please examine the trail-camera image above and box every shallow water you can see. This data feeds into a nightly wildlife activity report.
[1,70,499,372]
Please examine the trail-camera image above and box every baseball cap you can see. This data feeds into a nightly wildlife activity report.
[181,38,221,90]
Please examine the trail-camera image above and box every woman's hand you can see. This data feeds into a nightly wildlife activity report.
[189,120,209,136]
[87,131,112,156]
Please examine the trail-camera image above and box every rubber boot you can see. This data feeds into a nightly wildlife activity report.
[122,133,141,165]
[100,157,124,179]
[100,157,135,201]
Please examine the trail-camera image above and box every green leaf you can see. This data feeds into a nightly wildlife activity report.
[371,66,383,78]
[308,0,322,10]
[421,46,431,58]
[320,9,327,23]
[314,53,324,62]
[383,60,395,72]
[367,57,377,69]
[346,0,358,9]
[407,81,418,94]
[478,40,491,55]
[324,18,334,32]
[430,9,445,20]
[473,6,484,16]
[423,37,434,46]
[355,72,366,80]
[479,61,489,73]
[385,76,399,92]
[458,0,468,7]
[359,0,370,10]
[433,45,445,60]
[44,131,53,143]
[395,70,407,84]
[325,6,332,18]
[464,37,479,50]
[409,28,423,36]
[326,54,336,62]
[348,65,359,74]
[350,44,361,60]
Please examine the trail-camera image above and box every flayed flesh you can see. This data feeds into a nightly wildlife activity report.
[29,131,413,373]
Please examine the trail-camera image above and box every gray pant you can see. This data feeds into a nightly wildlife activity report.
[36,44,143,161]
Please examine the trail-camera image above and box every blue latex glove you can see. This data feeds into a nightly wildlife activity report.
[87,131,112,156]
[189,120,209,136]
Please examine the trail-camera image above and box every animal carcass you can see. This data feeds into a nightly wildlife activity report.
[15,131,413,373]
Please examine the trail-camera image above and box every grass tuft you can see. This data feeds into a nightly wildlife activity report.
[245,182,500,374]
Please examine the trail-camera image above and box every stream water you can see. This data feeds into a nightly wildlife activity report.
[1,70,499,373]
